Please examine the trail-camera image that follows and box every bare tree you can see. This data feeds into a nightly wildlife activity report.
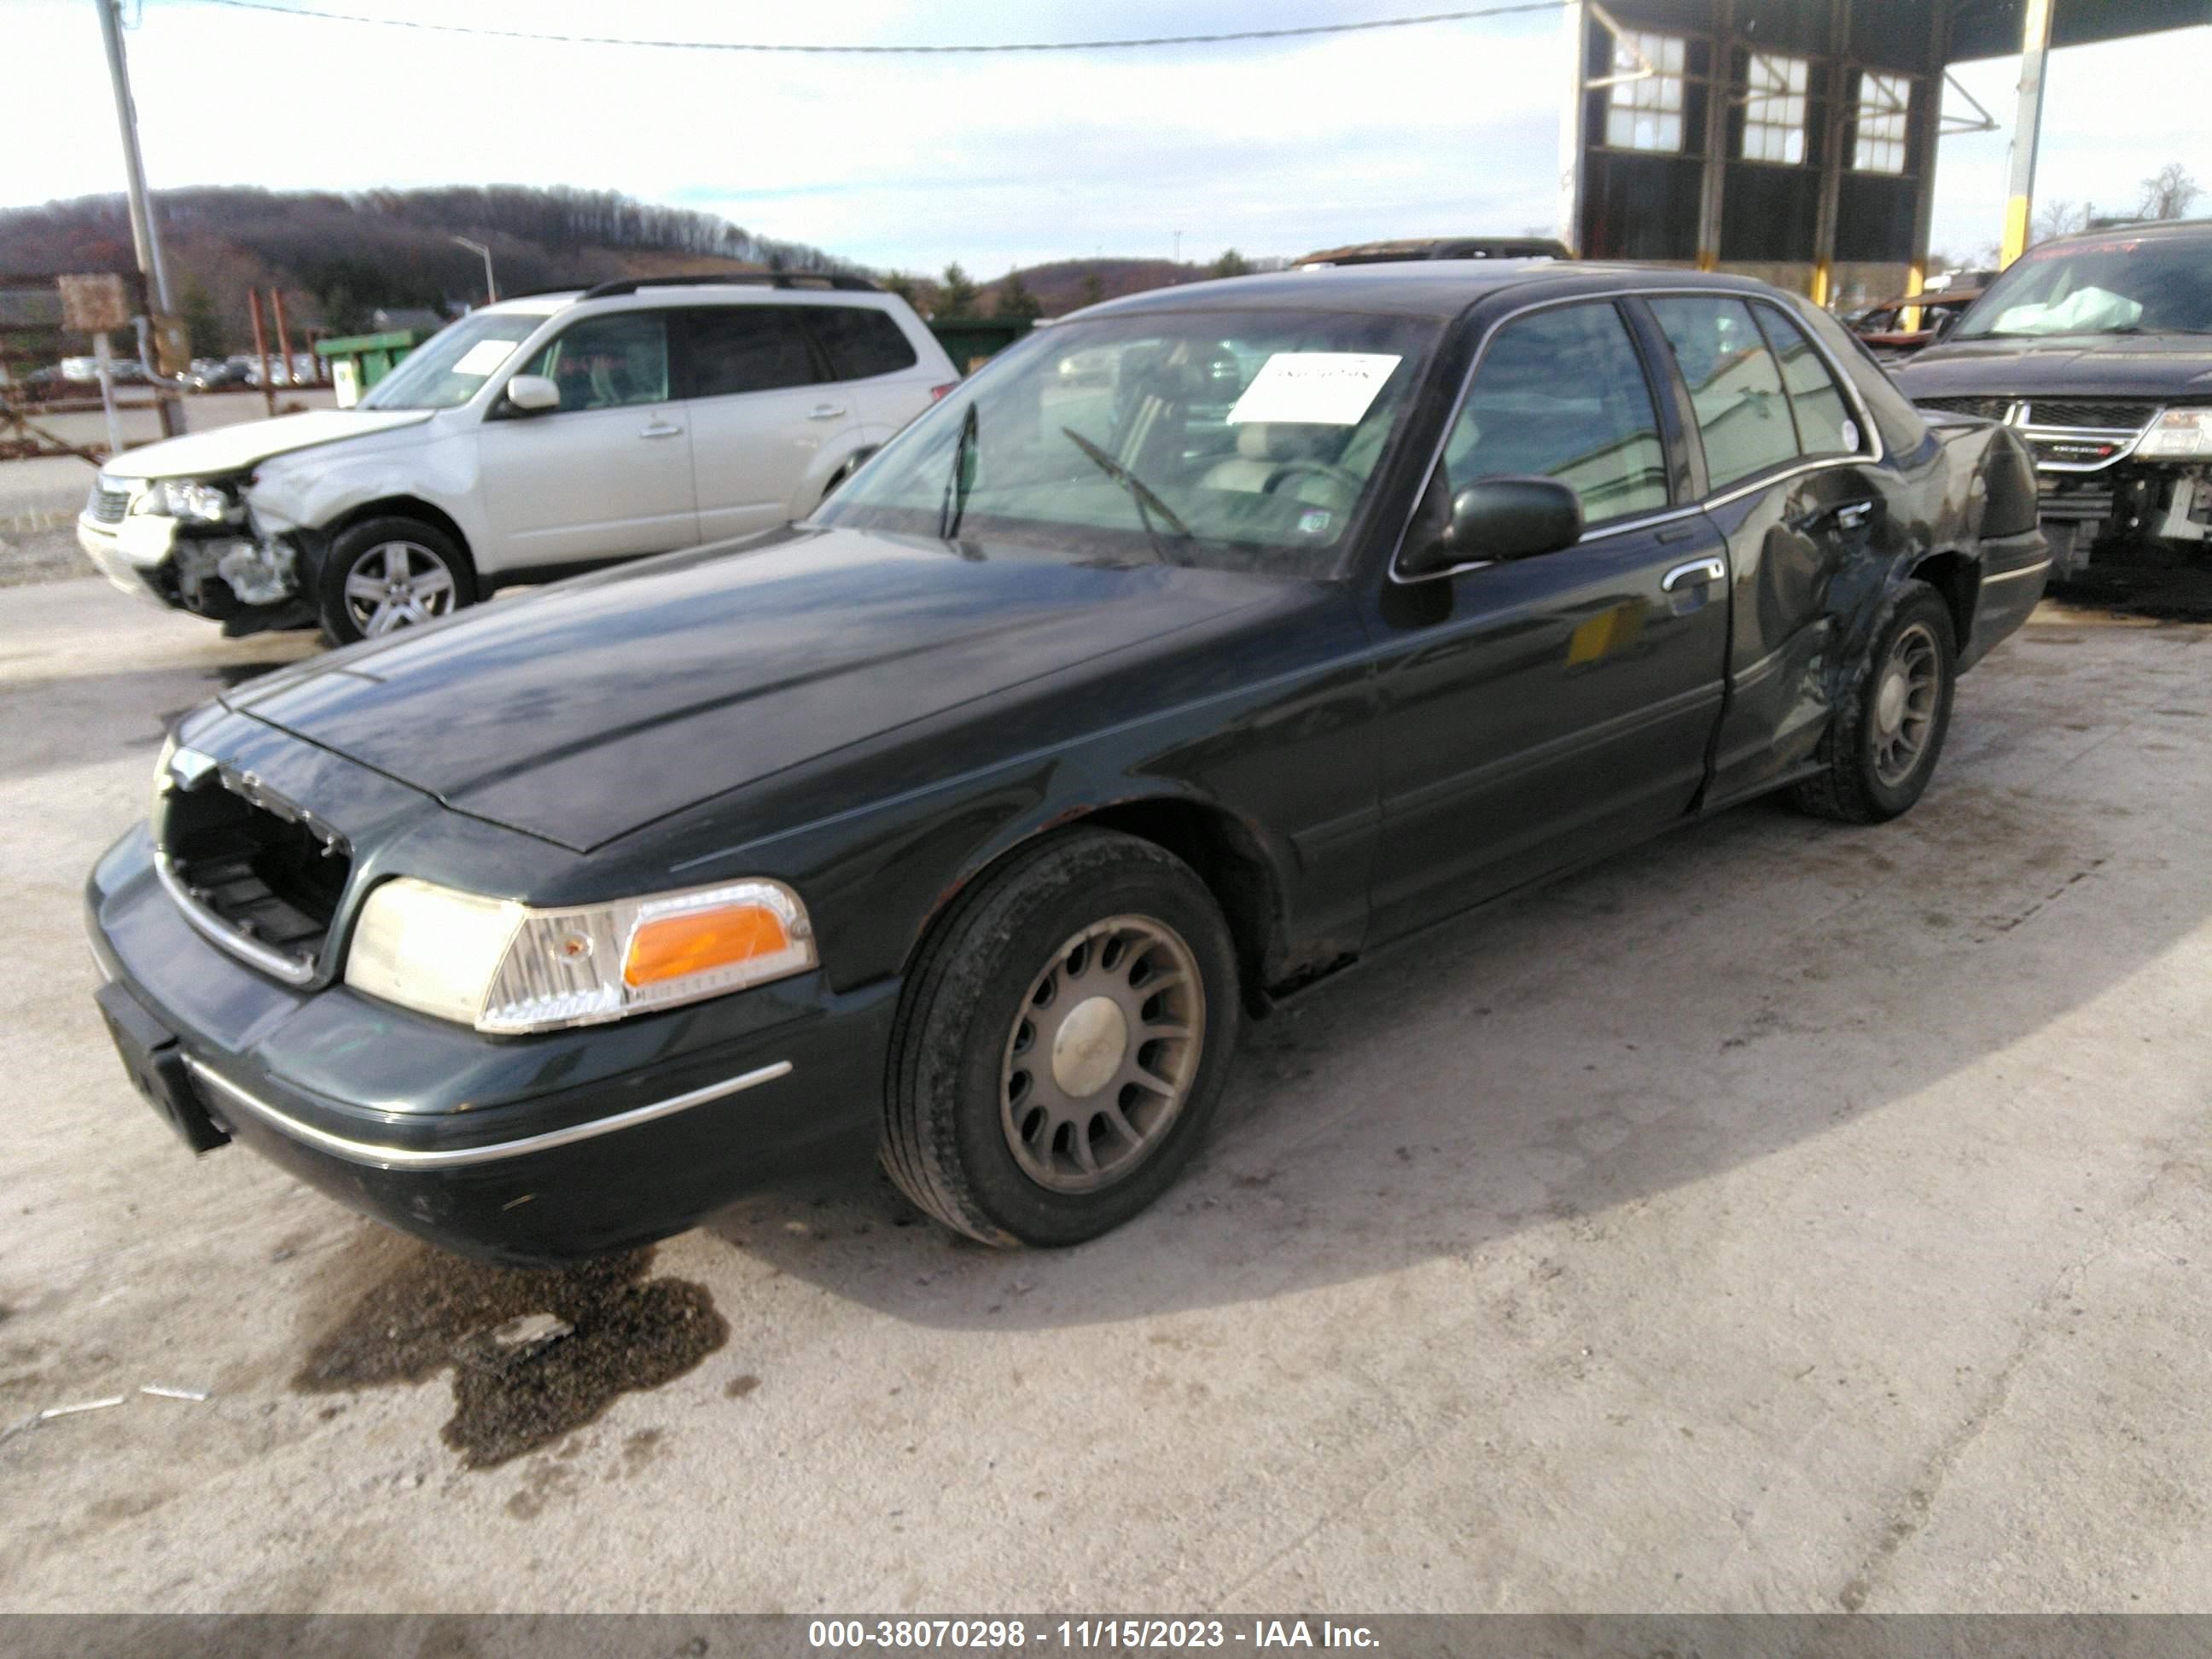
[2137,163,2203,221]
[2032,198,2092,243]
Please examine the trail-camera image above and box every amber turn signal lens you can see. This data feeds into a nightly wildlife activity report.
[624,905,791,988]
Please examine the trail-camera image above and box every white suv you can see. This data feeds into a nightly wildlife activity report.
[76,276,959,641]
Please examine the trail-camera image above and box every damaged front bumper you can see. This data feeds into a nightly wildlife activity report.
[76,508,314,635]
[2038,461,2212,576]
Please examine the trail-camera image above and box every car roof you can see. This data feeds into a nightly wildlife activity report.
[1081,261,1790,322]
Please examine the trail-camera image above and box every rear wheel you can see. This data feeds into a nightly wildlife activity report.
[882,829,1241,1247]
[1793,579,1956,824]
[317,516,474,645]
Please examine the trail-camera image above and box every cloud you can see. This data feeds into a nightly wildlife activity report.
[3,0,2203,276]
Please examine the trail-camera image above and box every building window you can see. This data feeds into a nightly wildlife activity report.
[1741,51,1808,165]
[1604,30,1686,153]
[1853,71,1910,174]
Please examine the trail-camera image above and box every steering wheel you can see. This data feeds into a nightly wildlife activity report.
[1261,459,1365,498]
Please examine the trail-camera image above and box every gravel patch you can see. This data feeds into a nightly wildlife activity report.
[0,515,95,588]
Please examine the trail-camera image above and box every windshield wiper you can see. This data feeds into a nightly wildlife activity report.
[939,403,980,542]
[1059,427,1193,566]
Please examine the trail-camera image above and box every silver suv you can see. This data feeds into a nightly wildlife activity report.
[78,275,960,641]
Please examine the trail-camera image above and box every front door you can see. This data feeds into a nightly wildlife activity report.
[478,308,699,570]
[1366,298,1731,940]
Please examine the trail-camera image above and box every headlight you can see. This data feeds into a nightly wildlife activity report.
[2139,408,2212,458]
[342,876,817,1034]
[143,479,242,523]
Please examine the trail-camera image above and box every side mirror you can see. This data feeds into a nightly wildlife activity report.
[1929,309,1962,340]
[1400,476,1583,578]
[504,374,560,414]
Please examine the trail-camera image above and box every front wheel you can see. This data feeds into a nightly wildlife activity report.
[1793,579,1956,824]
[882,829,1242,1247]
[317,517,475,645]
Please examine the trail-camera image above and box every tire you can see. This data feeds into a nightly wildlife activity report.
[816,449,875,509]
[1792,579,1956,824]
[317,516,475,645]
[882,828,1242,1248]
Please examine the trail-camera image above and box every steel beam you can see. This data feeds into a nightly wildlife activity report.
[1807,0,1850,306]
[2000,0,2055,266]
[1557,1,1589,254]
[1695,0,1731,270]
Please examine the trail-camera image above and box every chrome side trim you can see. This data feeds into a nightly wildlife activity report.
[182,1056,795,1171]
[155,853,317,987]
[1980,559,2052,585]
[1389,283,1886,585]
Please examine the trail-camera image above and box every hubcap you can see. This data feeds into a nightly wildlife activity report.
[342,540,456,637]
[1000,915,1205,1195]
[1051,996,1130,1097]
[1871,620,1940,788]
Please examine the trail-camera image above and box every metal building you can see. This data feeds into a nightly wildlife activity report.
[1557,0,2212,308]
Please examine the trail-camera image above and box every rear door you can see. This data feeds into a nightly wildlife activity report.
[678,306,857,539]
[1365,297,1732,940]
[802,303,938,437]
[1640,294,1894,806]
[476,308,697,570]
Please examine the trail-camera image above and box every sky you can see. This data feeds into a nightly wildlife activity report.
[4,0,2208,277]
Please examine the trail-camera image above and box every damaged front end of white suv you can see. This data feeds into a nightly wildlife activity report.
[77,469,316,635]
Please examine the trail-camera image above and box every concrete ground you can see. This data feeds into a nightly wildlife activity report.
[1,573,2209,1613]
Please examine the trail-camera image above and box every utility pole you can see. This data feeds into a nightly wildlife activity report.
[93,0,183,437]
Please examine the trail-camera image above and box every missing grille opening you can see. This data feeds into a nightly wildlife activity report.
[159,773,351,970]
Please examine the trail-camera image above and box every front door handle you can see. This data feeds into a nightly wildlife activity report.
[807,404,848,422]
[639,421,684,439]
[1661,556,1726,592]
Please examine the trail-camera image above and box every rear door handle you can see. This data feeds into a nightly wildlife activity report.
[639,421,684,439]
[1790,498,1877,533]
[807,404,848,422]
[1662,556,1726,592]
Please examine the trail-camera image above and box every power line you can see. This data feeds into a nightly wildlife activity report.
[189,0,1569,55]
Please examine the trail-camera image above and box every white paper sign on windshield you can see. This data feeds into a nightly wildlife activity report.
[1227,352,1401,426]
[452,338,522,378]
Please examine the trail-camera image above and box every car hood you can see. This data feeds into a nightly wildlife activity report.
[99,408,436,481]
[224,527,1282,851]
[1895,332,2212,403]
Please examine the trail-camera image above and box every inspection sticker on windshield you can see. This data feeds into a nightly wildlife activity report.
[1227,352,1400,426]
[452,339,521,377]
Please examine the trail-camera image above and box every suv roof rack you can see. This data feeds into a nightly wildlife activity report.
[578,272,880,300]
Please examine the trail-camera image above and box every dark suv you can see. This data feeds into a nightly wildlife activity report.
[1892,219,2212,577]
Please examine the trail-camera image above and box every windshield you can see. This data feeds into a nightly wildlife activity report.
[1956,236,2212,339]
[360,311,545,410]
[815,308,1439,578]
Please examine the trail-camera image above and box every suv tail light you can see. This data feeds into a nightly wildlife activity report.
[929,381,959,402]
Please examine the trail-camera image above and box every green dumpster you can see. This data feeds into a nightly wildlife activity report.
[927,317,1034,375]
[314,328,431,407]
